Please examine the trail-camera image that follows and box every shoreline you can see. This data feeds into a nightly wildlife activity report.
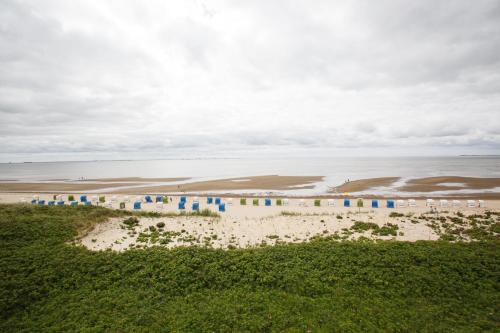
[0,175,499,198]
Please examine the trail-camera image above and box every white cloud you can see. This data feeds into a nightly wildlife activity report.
[0,0,499,162]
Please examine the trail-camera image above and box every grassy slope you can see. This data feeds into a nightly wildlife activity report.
[0,204,498,332]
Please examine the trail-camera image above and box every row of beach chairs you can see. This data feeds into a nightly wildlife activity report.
[26,194,486,212]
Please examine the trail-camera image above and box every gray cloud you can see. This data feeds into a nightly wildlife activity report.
[0,0,499,162]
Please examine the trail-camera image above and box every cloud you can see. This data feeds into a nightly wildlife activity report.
[0,0,499,162]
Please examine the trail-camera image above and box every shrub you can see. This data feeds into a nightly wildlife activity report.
[99,196,105,203]
[149,225,157,232]
[156,222,165,228]
[122,217,139,227]
[389,212,404,218]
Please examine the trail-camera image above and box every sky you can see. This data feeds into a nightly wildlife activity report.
[1,0,500,162]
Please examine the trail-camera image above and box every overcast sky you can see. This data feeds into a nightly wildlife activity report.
[1,0,500,162]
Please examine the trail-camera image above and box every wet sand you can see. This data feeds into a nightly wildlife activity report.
[111,175,324,194]
[0,182,135,192]
[84,177,190,182]
[399,176,500,192]
[330,177,400,193]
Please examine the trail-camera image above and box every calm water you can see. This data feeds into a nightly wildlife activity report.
[1,156,499,195]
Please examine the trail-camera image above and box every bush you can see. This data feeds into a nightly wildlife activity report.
[156,222,165,228]
[99,196,105,203]
[389,212,404,218]
[122,217,139,227]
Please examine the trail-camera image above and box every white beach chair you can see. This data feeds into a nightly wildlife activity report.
[283,198,289,206]
[227,198,233,206]
[56,194,63,201]
[452,200,461,208]
[397,200,405,208]
[426,199,436,207]
[123,195,130,202]
[156,202,164,209]
[33,194,39,200]
[408,199,417,207]
[111,195,118,202]
[467,200,476,208]
[478,200,485,208]
[135,196,142,203]
[103,201,113,208]
[327,199,335,206]
[193,196,199,203]
[440,199,449,208]
[91,195,98,203]
[298,199,306,207]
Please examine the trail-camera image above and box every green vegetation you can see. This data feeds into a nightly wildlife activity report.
[350,221,399,237]
[240,198,246,205]
[389,212,405,218]
[0,204,499,332]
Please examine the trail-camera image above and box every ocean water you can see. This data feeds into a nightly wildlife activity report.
[1,156,499,195]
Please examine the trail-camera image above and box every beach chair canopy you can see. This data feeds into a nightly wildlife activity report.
[180,196,187,203]
[343,198,350,207]
[178,201,185,209]
[387,200,395,208]
[207,197,213,204]
[133,202,141,209]
[371,199,378,208]
[80,195,87,202]
[145,195,153,203]
[265,198,272,206]
[156,195,162,202]
[215,197,221,205]
[192,202,199,211]
[218,203,225,212]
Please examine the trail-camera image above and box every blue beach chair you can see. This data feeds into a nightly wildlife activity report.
[215,197,221,205]
[180,196,187,203]
[218,203,225,212]
[38,200,46,205]
[192,202,199,211]
[57,201,65,206]
[265,198,272,206]
[387,200,395,208]
[145,195,153,203]
[156,195,162,203]
[71,201,78,206]
[371,199,379,208]
[80,195,87,202]
[85,201,92,206]
[343,198,350,207]
[178,201,185,210]
[48,201,55,206]
[207,197,213,204]
[133,202,141,210]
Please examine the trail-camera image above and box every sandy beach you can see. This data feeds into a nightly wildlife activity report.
[1,175,499,198]
[1,193,497,251]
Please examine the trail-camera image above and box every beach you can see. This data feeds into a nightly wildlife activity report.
[1,193,497,251]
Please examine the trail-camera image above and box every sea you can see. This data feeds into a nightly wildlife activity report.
[1,156,499,196]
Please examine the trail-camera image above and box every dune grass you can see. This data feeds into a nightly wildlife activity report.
[0,204,498,332]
